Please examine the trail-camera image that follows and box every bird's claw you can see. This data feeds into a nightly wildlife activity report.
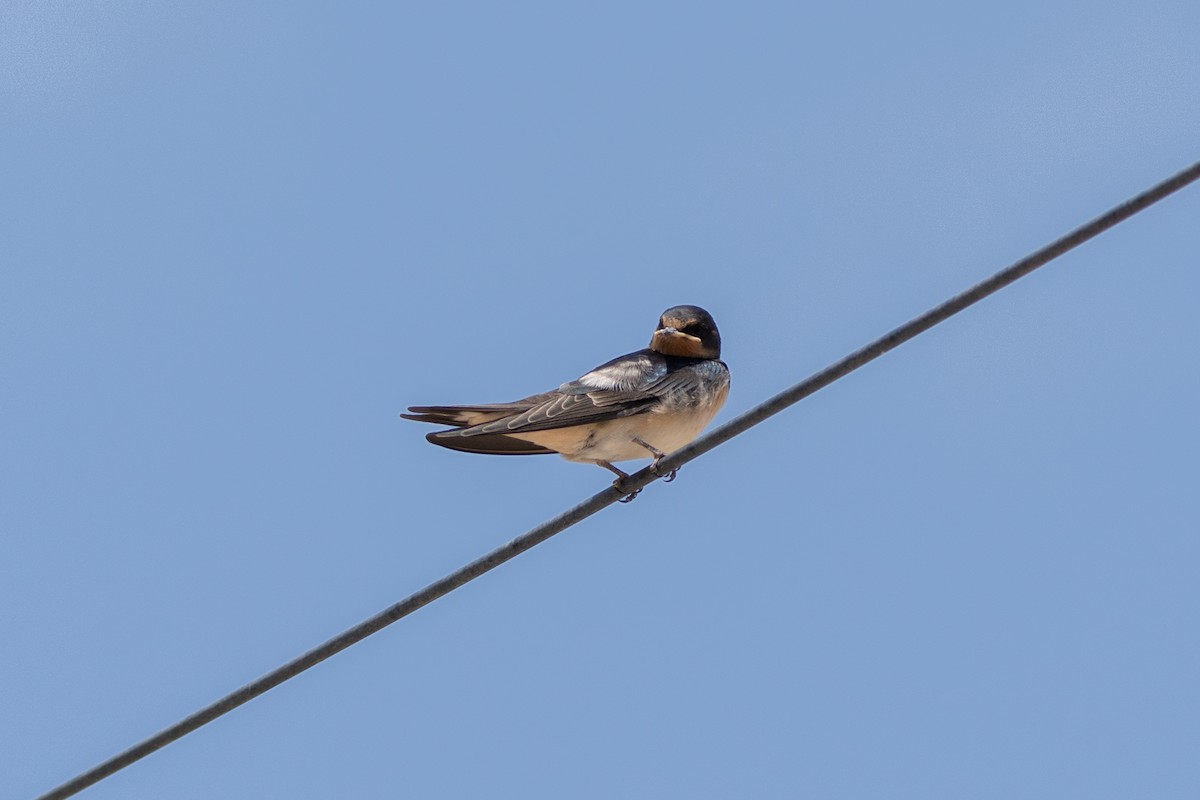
[613,479,642,503]
[650,458,678,483]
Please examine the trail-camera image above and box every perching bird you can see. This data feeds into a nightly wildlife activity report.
[402,305,730,501]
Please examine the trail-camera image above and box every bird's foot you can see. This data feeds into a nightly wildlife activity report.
[650,457,679,483]
[615,480,642,503]
[598,461,641,502]
[632,437,678,482]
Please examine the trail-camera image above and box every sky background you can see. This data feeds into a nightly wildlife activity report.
[3,2,1198,798]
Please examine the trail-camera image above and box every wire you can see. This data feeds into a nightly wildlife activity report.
[37,160,1200,800]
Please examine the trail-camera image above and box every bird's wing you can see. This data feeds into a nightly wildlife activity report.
[405,350,667,434]
[402,393,557,428]
[453,353,722,438]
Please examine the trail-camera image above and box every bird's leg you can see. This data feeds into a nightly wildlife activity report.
[631,437,678,482]
[597,461,641,503]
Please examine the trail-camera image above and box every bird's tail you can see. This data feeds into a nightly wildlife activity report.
[401,402,554,455]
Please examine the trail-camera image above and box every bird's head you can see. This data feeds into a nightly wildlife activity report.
[649,305,721,359]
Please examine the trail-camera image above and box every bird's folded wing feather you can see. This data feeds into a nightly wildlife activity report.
[401,394,557,428]
[459,361,717,437]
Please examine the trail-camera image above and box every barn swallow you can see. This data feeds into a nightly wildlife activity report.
[402,305,730,501]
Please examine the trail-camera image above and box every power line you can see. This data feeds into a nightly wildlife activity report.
[37,160,1200,800]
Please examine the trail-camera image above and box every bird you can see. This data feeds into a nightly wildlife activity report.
[402,305,730,501]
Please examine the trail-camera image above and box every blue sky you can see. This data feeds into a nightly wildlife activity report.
[3,2,1198,798]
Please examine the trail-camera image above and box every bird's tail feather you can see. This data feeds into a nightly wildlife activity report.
[424,430,554,455]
